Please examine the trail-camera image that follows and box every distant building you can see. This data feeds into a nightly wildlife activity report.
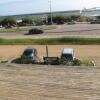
[81,7,100,16]
[0,10,81,20]
[0,8,100,20]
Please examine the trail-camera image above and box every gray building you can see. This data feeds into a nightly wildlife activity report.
[0,9,100,20]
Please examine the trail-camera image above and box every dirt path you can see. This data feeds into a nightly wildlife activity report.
[0,45,100,65]
[0,64,100,100]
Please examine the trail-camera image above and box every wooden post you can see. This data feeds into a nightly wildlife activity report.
[46,45,48,57]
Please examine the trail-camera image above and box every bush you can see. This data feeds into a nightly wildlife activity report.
[73,58,81,66]
[59,58,94,66]
[12,55,34,64]
[60,56,73,65]
[73,58,94,66]
[0,60,8,63]
[80,59,94,66]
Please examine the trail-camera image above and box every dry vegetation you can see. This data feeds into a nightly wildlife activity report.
[0,45,100,66]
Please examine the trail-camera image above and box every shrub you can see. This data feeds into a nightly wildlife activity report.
[59,57,94,66]
[0,60,8,63]
[73,58,94,66]
[73,58,81,66]
[12,55,34,64]
[80,58,94,66]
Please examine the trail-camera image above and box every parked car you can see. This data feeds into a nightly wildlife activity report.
[67,21,76,25]
[90,20,100,24]
[56,21,65,25]
[61,48,75,64]
[4,25,13,29]
[23,48,38,61]
[28,28,44,34]
[0,25,2,28]
[11,48,39,64]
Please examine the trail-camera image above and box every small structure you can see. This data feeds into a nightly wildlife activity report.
[43,46,59,65]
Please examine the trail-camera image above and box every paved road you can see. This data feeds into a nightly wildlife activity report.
[0,24,100,38]
[45,24,100,35]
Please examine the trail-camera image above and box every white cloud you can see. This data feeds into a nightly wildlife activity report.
[0,0,100,15]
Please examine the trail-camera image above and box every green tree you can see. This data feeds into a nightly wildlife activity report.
[1,16,16,26]
[0,20,2,25]
[33,18,44,25]
[47,15,70,24]
[69,15,80,21]
[22,17,33,24]
[53,15,65,24]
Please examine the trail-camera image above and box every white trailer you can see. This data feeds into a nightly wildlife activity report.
[61,48,75,61]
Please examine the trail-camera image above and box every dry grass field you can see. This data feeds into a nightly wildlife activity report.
[0,45,100,66]
[0,64,100,100]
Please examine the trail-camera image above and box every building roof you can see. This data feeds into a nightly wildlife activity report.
[62,48,74,54]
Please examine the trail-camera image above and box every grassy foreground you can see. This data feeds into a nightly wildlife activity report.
[0,37,100,45]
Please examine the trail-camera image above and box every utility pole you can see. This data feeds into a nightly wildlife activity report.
[49,0,53,24]
[80,0,84,16]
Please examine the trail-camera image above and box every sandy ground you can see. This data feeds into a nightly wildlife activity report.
[0,24,100,100]
[0,24,100,39]
[0,64,100,100]
[0,45,100,66]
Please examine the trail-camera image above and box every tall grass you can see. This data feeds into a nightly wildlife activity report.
[0,37,100,45]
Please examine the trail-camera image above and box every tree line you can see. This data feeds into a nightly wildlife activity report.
[0,15,98,28]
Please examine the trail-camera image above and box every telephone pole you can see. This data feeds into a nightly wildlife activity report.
[49,0,53,24]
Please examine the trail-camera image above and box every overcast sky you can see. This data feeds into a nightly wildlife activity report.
[0,0,100,15]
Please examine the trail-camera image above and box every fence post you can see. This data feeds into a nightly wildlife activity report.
[46,45,48,57]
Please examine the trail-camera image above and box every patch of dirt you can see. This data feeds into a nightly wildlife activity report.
[0,45,99,66]
[0,64,100,100]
